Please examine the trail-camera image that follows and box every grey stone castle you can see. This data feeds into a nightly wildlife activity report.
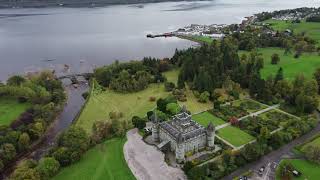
[152,107,216,163]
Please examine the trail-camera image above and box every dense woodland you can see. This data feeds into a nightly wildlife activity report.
[0,71,66,177]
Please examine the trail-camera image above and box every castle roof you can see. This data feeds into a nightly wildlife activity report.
[159,111,206,143]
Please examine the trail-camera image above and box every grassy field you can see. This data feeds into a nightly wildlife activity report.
[217,126,255,147]
[276,159,320,180]
[163,69,179,84]
[264,19,320,44]
[192,111,226,127]
[77,69,213,133]
[177,35,213,44]
[76,83,170,133]
[240,48,320,80]
[0,98,30,126]
[52,138,135,180]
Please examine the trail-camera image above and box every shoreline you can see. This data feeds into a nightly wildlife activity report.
[0,0,209,9]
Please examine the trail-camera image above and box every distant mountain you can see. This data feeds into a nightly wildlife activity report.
[0,0,208,8]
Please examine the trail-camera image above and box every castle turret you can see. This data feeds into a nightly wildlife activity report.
[206,122,215,150]
[175,133,185,163]
[152,110,160,142]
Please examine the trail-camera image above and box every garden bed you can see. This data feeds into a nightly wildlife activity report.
[210,105,248,121]
[232,99,268,113]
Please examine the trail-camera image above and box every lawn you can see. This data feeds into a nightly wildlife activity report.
[192,111,226,127]
[0,98,30,126]
[240,47,320,80]
[76,83,170,133]
[217,126,255,147]
[264,19,320,44]
[52,138,135,180]
[163,69,179,84]
[276,159,320,180]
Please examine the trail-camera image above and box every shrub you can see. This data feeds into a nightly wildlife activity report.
[149,96,156,102]
[36,157,60,179]
[164,82,175,92]
[81,91,89,100]
[271,53,280,64]
[198,91,210,103]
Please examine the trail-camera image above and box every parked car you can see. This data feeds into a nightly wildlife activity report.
[259,166,265,175]
[292,170,301,177]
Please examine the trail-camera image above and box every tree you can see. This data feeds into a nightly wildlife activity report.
[229,117,239,126]
[303,145,320,164]
[271,53,280,64]
[278,161,293,180]
[313,68,320,94]
[132,116,147,130]
[7,75,26,86]
[198,91,210,103]
[18,133,30,151]
[58,126,90,154]
[166,103,182,115]
[36,157,60,179]
[274,67,284,84]
[0,143,16,163]
[10,160,40,180]
[164,82,175,92]
[177,73,185,89]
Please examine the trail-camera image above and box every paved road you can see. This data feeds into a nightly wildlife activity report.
[222,113,320,180]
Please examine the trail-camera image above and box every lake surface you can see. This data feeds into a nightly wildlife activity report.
[0,0,319,80]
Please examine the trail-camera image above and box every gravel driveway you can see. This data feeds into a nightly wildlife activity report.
[124,129,187,180]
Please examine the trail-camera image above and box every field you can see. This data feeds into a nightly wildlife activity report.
[177,35,213,44]
[217,126,255,147]
[52,138,135,180]
[0,98,30,126]
[77,69,213,133]
[276,159,320,180]
[192,111,225,127]
[240,48,320,80]
[264,19,320,44]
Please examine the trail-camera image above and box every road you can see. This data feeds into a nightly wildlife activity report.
[222,113,320,180]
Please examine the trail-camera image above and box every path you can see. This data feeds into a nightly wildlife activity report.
[123,129,186,180]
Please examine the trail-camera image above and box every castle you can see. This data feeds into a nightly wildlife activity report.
[152,107,216,163]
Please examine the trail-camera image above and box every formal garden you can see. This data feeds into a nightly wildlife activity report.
[216,126,255,148]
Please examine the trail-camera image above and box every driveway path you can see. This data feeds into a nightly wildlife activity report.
[123,129,186,180]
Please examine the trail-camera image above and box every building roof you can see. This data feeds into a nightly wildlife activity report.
[159,111,207,143]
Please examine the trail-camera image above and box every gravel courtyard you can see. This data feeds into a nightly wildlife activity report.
[124,129,187,180]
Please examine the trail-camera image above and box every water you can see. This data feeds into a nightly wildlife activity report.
[0,0,319,80]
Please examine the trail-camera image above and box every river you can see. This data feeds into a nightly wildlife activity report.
[0,0,319,81]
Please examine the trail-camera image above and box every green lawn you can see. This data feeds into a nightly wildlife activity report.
[276,159,320,180]
[217,126,255,147]
[192,111,226,127]
[0,98,30,126]
[163,69,179,84]
[240,47,320,80]
[52,138,135,180]
[264,19,320,44]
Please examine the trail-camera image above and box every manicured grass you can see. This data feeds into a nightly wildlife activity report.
[192,111,226,127]
[217,126,255,147]
[0,98,30,126]
[264,19,320,44]
[276,159,320,180]
[52,138,135,180]
[240,47,320,80]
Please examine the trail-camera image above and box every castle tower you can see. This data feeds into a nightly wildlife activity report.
[175,133,185,163]
[152,110,160,142]
[206,122,215,150]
